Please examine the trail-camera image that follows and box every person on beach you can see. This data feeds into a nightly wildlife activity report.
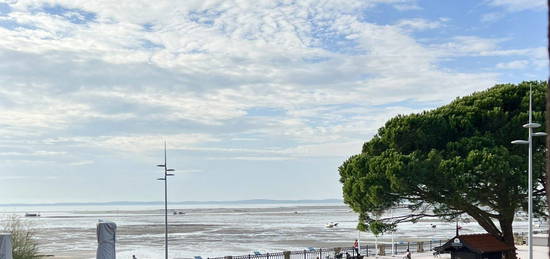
[132,255,137,259]
[403,249,411,259]
[353,239,359,255]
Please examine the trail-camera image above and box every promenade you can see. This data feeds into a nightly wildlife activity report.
[199,235,549,259]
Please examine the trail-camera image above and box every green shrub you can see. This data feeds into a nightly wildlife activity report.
[2,215,39,259]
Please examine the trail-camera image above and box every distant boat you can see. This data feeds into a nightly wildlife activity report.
[25,213,40,217]
[325,222,338,228]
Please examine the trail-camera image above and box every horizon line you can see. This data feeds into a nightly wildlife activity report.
[0,198,344,207]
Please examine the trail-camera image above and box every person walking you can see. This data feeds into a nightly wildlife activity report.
[353,239,359,255]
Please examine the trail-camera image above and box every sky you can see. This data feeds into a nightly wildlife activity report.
[0,0,547,204]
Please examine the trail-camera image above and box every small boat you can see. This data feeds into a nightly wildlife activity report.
[25,213,40,217]
[325,222,338,228]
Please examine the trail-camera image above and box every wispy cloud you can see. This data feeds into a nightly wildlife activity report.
[0,0,545,202]
[395,18,446,31]
[496,60,529,69]
[485,0,546,12]
[0,151,67,156]
[68,160,94,166]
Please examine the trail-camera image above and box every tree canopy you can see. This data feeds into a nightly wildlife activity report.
[339,81,547,259]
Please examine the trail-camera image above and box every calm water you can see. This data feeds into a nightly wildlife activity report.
[0,203,544,258]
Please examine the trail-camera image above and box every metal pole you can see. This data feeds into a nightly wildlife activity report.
[156,142,176,259]
[165,142,168,259]
[374,235,378,256]
[456,218,459,236]
[527,86,533,259]
[357,231,360,255]
[391,208,394,256]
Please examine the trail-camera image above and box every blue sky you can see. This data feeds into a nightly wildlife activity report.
[0,0,546,203]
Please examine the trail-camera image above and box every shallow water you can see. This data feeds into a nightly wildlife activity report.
[0,203,545,259]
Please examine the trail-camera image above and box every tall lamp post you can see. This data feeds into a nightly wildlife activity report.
[157,142,175,259]
[511,86,546,259]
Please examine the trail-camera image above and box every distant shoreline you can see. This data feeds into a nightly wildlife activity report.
[0,198,344,207]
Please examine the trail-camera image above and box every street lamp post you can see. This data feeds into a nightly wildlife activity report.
[511,86,546,259]
[157,142,176,259]
[391,208,395,256]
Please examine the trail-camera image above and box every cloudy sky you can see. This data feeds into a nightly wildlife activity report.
[0,0,546,203]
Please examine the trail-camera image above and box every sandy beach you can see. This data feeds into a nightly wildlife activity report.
[2,204,545,258]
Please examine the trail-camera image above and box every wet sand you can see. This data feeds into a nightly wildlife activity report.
[12,205,545,259]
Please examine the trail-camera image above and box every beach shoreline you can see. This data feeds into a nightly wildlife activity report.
[1,204,545,259]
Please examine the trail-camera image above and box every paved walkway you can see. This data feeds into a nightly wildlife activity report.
[368,245,548,259]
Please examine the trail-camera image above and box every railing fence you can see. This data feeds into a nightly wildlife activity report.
[206,240,446,259]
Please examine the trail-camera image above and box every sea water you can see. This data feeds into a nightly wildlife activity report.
[0,203,544,259]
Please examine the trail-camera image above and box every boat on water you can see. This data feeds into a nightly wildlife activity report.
[25,213,40,217]
[325,222,338,228]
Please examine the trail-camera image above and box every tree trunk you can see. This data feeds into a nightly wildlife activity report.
[464,206,501,236]
[465,210,518,259]
[500,218,518,259]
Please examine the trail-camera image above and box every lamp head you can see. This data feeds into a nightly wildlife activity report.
[511,140,529,145]
[523,123,541,128]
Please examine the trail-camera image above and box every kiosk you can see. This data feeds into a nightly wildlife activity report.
[434,233,513,259]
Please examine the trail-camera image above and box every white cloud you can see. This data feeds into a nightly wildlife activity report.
[0,2,504,159]
[68,160,94,166]
[0,151,67,156]
[185,140,362,159]
[0,0,542,203]
[396,18,444,31]
[208,156,294,161]
[432,36,504,56]
[485,0,546,11]
[43,133,220,153]
[496,60,529,69]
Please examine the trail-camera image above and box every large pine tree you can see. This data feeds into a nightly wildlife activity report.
[339,81,547,259]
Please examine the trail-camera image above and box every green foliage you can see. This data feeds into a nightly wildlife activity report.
[339,81,546,247]
[2,215,39,259]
